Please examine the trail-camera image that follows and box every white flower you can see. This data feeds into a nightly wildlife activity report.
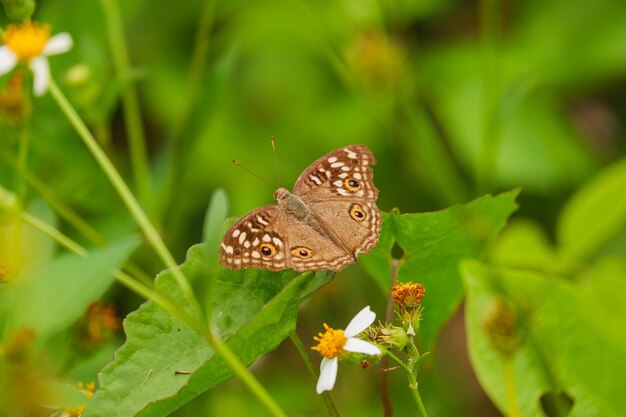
[312,306,381,394]
[0,22,73,96]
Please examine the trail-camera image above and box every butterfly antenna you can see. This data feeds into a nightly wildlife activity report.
[271,135,282,184]
[232,160,278,189]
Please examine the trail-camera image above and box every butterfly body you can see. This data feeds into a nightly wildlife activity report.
[221,145,381,272]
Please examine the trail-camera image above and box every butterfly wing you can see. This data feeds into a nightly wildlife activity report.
[292,144,381,256]
[293,144,378,201]
[220,205,354,272]
[220,206,290,271]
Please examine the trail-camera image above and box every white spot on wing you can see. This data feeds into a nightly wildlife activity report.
[333,180,343,187]
[341,166,350,172]
[244,241,250,248]
[232,229,241,238]
[272,237,283,246]
[253,238,260,246]
[310,175,322,184]
[262,234,271,242]
[331,162,345,168]
[238,232,247,244]
[256,215,269,225]
[339,173,348,178]
[328,156,337,163]
[353,173,362,180]
[338,189,349,196]
[252,251,260,258]
[345,150,357,158]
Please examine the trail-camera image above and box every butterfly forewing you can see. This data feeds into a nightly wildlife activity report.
[293,145,378,201]
[220,206,290,271]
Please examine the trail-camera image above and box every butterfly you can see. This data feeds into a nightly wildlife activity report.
[220,145,381,272]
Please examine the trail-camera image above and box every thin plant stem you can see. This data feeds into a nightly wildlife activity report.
[206,329,288,417]
[48,79,203,320]
[99,0,153,209]
[163,0,214,221]
[385,350,428,417]
[21,212,88,256]
[289,333,341,417]
[408,380,428,417]
[477,0,502,194]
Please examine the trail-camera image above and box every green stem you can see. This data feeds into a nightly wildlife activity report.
[206,330,288,417]
[49,79,203,320]
[289,333,341,417]
[21,212,88,256]
[384,350,413,376]
[477,0,502,194]
[408,379,428,417]
[385,349,428,417]
[99,0,153,210]
[163,0,214,222]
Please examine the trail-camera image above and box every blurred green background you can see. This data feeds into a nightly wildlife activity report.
[1,0,625,415]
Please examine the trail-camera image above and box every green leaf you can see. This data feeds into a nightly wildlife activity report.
[202,189,229,269]
[1,236,140,342]
[86,244,332,417]
[360,190,519,348]
[557,158,626,264]
[462,260,626,417]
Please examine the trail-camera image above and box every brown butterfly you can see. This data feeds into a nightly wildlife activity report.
[220,145,381,272]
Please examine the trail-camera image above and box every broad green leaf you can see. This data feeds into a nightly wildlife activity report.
[557,158,626,264]
[360,190,519,348]
[86,244,333,417]
[1,236,140,342]
[462,260,626,417]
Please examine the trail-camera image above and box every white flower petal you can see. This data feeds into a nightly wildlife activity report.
[344,337,382,355]
[43,33,73,56]
[344,306,376,338]
[316,357,338,394]
[29,57,51,96]
[0,46,18,76]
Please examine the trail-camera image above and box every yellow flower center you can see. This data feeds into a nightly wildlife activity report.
[2,23,50,61]
[311,323,346,358]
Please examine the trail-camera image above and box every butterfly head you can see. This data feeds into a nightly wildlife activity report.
[273,187,290,202]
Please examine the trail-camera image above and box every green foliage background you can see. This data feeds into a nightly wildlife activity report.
[1,0,625,416]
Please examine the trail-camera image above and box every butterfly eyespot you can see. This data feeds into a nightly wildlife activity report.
[260,243,276,257]
[234,248,242,255]
[351,158,359,165]
[350,204,366,222]
[344,178,362,191]
[291,246,313,259]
